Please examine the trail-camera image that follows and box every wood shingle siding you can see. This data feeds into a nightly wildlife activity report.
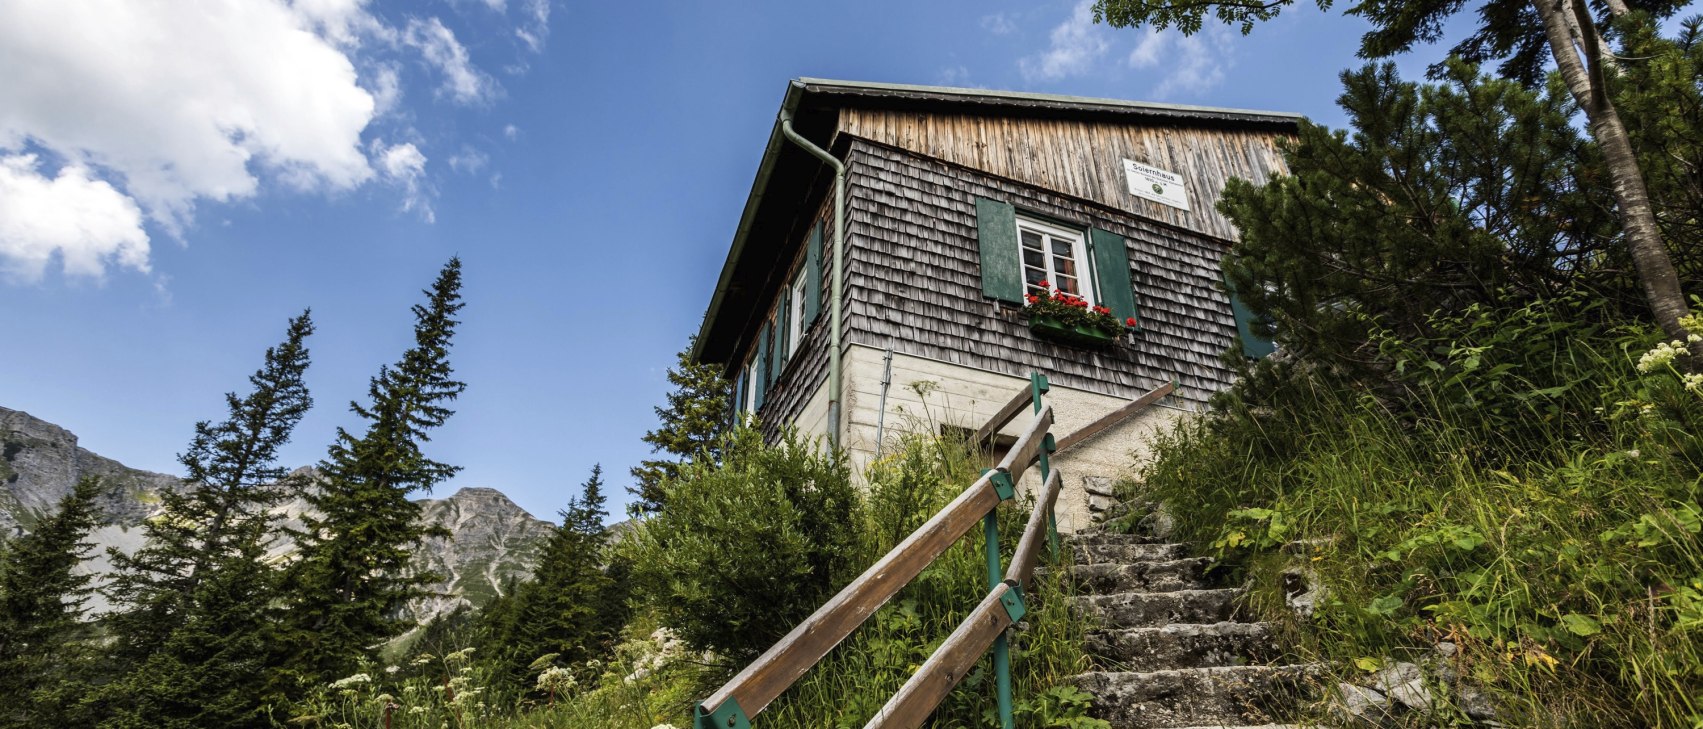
[835,138,1243,406]
[838,110,1288,242]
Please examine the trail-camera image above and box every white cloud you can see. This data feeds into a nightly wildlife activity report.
[1018,0,1111,82]
[1129,25,1236,98]
[368,64,404,115]
[502,124,521,141]
[0,0,530,281]
[0,154,148,281]
[0,0,376,231]
[375,141,432,222]
[404,17,496,105]
[447,147,489,174]
[981,12,1018,35]
[515,0,551,53]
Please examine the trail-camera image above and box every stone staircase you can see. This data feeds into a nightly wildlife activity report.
[1064,525,1321,729]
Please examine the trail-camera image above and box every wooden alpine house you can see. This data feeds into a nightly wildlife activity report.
[693,78,1297,531]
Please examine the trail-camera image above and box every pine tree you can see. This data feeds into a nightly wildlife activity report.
[630,339,731,512]
[477,465,620,688]
[0,477,103,729]
[1091,0,1701,363]
[1215,62,1622,369]
[94,311,314,727]
[282,258,467,688]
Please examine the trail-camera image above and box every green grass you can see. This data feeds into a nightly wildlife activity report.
[1124,298,1703,727]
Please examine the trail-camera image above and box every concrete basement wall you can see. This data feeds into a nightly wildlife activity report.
[827,344,1190,533]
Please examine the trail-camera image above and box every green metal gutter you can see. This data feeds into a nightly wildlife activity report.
[778,107,845,450]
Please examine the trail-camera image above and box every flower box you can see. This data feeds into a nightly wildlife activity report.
[1021,282,1134,348]
[1029,314,1118,347]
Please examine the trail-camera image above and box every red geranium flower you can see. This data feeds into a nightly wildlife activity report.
[1125,317,1137,326]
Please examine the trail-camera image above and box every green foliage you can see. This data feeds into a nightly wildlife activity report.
[1217,61,1624,370]
[475,465,629,691]
[1133,295,1703,726]
[283,258,468,690]
[624,425,860,659]
[630,337,732,513]
[757,430,1096,729]
[0,477,103,729]
[1615,16,1703,283]
[286,429,1097,728]
[1090,0,1689,86]
[96,311,315,726]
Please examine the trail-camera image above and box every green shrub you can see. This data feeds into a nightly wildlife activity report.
[623,425,861,660]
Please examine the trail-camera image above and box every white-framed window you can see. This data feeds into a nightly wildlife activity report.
[1017,216,1094,303]
[745,362,759,412]
[788,269,806,356]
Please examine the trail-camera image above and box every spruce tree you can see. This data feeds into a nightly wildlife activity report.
[0,477,103,729]
[630,339,731,512]
[282,258,467,687]
[478,465,619,688]
[95,311,314,727]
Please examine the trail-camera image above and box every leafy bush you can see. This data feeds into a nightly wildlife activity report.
[1132,293,1703,727]
[623,425,861,660]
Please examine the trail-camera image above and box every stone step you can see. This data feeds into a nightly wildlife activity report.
[1072,541,1189,565]
[1087,622,1281,671]
[1066,530,1168,547]
[1072,558,1216,594]
[1170,725,1305,729]
[1073,589,1243,627]
[1072,665,1323,729]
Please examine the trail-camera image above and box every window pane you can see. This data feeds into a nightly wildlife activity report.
[1021,230,1043,250]
[1025,267,1047,285]
[1050,238,1072,257]
[1023,249,1045,268]
[1056,275,1079,294]
[1055,257,1077,278]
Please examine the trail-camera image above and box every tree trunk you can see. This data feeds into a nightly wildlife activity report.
[1534,0,1700,359]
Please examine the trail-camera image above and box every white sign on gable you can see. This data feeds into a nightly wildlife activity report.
[1122,159,1190,211]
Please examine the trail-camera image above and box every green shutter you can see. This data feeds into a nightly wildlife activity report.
[974,197,1023,303]
[1223,272,1276,359]
[774,290,790,374]
[804,222,823,324]
[1089,227,1138,325]
[754,323,771,409]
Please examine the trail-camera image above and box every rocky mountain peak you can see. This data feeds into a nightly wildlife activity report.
[0,406,552,625]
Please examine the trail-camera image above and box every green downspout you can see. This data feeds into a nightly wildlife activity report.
[779,110,844,450]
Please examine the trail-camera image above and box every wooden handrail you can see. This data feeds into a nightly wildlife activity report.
[1005,467,1063,590]
[1051,380,1175,455]
[697,379,1064,729]
[864,582,1020,729]
[994,406,1053,477]
[698,471,1003,720]
[972,386,1035,446]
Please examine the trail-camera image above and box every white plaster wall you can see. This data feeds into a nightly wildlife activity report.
[825,344,1189,532]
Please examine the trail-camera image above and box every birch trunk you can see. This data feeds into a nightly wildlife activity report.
[1534,0,1700,358]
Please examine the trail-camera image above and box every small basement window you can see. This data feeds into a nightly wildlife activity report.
[1018,216,1094,304]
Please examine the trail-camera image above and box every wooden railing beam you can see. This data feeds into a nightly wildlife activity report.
[864,583,1020,729]
[994,406,1053,478]
[698,472,1003,720]
[972,387,1035,447]
[1051,381,1175,455]
[1005,467,1063,590]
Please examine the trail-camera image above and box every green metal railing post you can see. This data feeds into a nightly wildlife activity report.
[983,468,1017,729]
[1030,373,1059,560]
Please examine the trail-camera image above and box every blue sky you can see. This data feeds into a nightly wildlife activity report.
[0,0,1467,522]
